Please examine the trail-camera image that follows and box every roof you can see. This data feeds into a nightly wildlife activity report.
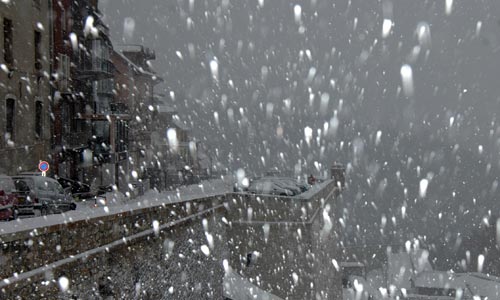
[341,262,365,268]
[112,50,139,73]
[158,105,176,114]
[171,118,190,131]
[415,272,460,289]
[112,50,163,83]
[413,271,500,298]
[457,273,500,298]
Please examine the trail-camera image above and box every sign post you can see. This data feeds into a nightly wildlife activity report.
[38,161,50,177]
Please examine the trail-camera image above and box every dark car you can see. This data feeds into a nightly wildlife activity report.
[0,175,20,220]
[55,177,93,199]
[12,175,76,215]
[95,184,115,196]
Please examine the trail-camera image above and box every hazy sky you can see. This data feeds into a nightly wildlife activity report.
[100,0,500,173]
[99,1,500,263]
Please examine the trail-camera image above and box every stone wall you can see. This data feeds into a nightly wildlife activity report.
[0,1,52,175]
[0,181,343,299]
[226,180,343,300]
[0,196,227,299]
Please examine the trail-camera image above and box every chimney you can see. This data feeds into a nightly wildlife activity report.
[330,163,345,189]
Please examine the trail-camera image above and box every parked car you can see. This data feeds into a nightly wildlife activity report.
[12,175,76,215]
[55,176,93,199]
[270,177,310,192]
[97,184,114,195]
[11,176,40,217]
[261,177,302,195]
[0,175,20,220]
[248,179,295,196]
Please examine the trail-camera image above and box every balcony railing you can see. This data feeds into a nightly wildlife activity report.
[110,103,129,114]
[65,132,91,148]
[76,57,114,80]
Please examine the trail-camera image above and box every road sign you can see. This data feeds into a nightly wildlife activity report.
[38,161,49,176]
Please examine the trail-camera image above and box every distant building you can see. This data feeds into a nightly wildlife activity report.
[227,181,343,299]
[52,0,114,184]
[113,45,163,185]
[0,1,52,175]
[149,99,202,189]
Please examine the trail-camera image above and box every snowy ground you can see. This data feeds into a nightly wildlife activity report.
[0,177,233,235]
[342,249,500,299]
[224,269,283,300]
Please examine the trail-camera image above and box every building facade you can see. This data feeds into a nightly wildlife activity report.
[0,0,202,194]
[0,1,52,175]
[113,45,163,188]
[51,0,133,190]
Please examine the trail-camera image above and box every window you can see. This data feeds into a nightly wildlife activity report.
[37,179,50,192]
[92,121,110,143]
[55,182,65,194]
[61,9,67,33]
[61,102,70,136]
[34,31,42,70]
[246,253,253,267]
[6,98,15,140]
[70,102,76,132]
[48,181,64,195]
[14,179,32,192]
[92,40,104,61]
[58,54,70,90]
[35,101,42,137]
[0,178,15,193]
[116,121,129,152]
[415,287,456,297]
[96,79,114,94]
[3,18,13,65]
[90,40,111,72]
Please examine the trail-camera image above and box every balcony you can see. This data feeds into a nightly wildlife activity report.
[110,103,129,114]
[75,57,114,80]
[94,151,128,164]
[93,151,112,164]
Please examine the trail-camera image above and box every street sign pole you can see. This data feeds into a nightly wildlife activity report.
[38,161,50,177]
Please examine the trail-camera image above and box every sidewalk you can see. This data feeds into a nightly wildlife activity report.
[0,177,233,235]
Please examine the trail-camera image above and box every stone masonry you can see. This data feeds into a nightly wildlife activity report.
[0,180,340,299]
[226,180,342,299]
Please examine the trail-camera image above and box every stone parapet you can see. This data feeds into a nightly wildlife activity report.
[0,181,342,299]
[0,195,227,299]
[226,180,342,300]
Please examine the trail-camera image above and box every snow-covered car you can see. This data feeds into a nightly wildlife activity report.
[261,177,307,194]
[12,175,76,215]
[248,180,295,196]
[271,179,301,195]
[294,181,311,192]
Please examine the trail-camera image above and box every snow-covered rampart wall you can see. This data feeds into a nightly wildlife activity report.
[0,195,227,299]
[226,179,342,300]
[0,179,341,299]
